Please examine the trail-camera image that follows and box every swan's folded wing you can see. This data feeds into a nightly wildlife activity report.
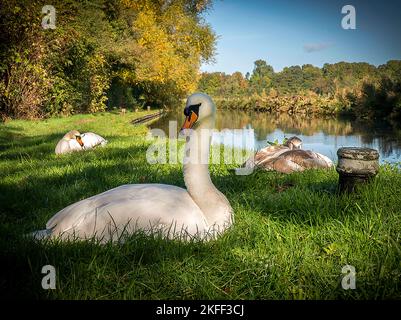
[272,157,303,173]
[55,139,69,155]
[55,139,81,154]
[46,185,130,233]
[243,145,288,169]
[46,196,96,233]
[45,184,207,239]
[314,153,334,167]
[277,150,333,170]
[73,196,206,240]
[290,150,333,169]
[82,132,107,149]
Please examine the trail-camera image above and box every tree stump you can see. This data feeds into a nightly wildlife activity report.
[336,147,379,193]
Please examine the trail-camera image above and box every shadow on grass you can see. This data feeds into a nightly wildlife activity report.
[0,230,216,299]
[0,124,25,151]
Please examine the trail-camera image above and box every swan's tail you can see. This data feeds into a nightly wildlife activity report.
[29,229,52,240]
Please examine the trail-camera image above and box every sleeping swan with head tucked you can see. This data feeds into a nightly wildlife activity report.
[33,93,233,242]
[55,130,107,155]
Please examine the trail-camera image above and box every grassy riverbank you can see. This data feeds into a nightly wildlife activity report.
[1,112,401,299]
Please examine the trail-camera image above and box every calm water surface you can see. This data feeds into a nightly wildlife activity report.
[149,109,401,164]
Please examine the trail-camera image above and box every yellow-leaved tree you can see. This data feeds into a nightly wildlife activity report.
[116,0,216,107]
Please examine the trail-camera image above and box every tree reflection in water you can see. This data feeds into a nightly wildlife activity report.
[150,109,401,163]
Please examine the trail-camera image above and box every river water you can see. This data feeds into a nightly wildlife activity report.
[149,109,401,164]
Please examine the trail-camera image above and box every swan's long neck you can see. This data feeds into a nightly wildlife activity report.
[183,116,233,229]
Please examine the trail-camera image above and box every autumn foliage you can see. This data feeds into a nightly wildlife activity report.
[198,60,401,120]
[0,0,216,119]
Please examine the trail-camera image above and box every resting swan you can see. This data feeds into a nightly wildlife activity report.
[55,130,107,155]
[34,93,233,242]
[244,136,333,173]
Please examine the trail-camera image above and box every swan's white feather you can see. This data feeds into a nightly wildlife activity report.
[81,132,107,149]
[55,132,107,155]
[55,138,82,155]
[45,184,209,242]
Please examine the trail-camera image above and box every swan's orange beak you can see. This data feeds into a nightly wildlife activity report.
[181,112,198,130]
[76,136,84,147]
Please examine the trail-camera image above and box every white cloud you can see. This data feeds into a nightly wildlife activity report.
[303,42,334,53]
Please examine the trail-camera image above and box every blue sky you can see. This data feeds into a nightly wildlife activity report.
[200,0,401,75]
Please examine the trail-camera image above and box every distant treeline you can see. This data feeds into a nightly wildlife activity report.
[0,0,215,120]
[198,60,401,120]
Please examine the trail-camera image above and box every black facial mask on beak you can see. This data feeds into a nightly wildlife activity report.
[181,103,202,131]
[184,103,201,117]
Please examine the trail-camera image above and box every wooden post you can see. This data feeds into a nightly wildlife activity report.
[336,147,379,193]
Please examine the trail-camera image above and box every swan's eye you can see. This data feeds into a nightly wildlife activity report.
[184,103,201,117]
[184,107,191,116]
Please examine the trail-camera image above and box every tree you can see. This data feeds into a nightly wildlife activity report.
[378,60,401,81]
[274,66,303,94]
[0,0,217,118]
[249,59,274,94]
[301,64,323,92]
[197,72,223,96]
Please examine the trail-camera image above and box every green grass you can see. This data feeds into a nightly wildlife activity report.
[1,112,401,299]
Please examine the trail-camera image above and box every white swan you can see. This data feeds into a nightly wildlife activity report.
[34,93,233,242]
[55,130,107,155]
